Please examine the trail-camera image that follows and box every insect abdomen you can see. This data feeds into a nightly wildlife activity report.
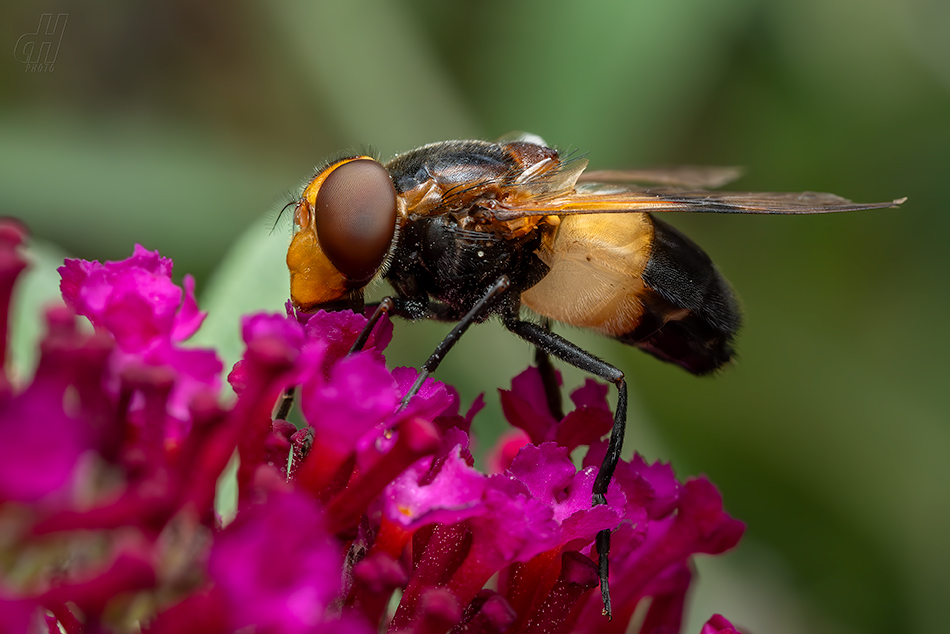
[520,214,740,375]
[519,213,654,336]
[617,217,740,374]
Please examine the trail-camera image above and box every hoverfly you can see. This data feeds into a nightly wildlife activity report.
[285,134,904,616]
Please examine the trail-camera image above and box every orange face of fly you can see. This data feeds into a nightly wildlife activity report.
[287,157,398,311]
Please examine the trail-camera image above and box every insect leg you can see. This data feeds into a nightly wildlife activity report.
[400,276,512,406]
[275,298,398,422]
[273,386,296,421]
[501,311,626,619]
[350,297,395,353]
[534,317,564,420]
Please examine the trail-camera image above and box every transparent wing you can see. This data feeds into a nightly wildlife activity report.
[495,130,550,148]
[490,183,906,220]
[577,166,744,189]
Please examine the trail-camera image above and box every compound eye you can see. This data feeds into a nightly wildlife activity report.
[315,159,397,283]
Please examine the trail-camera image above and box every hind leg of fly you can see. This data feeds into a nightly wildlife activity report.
[534,317,565,420]
[501,307,627,620]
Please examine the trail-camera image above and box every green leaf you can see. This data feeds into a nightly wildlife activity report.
[10,237,70,384]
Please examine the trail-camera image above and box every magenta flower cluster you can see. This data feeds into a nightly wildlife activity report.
[0,220,746,634]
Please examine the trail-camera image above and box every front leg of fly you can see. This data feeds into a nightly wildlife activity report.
[398,276,511,408]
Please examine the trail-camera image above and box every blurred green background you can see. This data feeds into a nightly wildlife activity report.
[3,1,948,633]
